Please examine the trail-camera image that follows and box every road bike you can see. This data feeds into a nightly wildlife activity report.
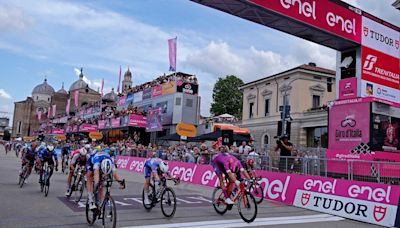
[39,162,52,197]
[247,176,264,204]
[18,162,30,188]
[66,165,86,203]
[86,174,117,228]
[141,176,180,218]
[212,179,257,223]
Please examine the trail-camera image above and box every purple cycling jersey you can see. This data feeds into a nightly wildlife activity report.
[212,153,243,176]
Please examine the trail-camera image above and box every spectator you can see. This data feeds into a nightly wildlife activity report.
[238,141,251,155]
[274,135,293,172]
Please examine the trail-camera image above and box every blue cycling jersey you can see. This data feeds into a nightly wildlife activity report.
[91,152,113,171]
[38,148,57,160]
[143,158,163,178]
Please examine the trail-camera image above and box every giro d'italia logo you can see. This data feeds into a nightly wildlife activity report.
[301,193,311,206]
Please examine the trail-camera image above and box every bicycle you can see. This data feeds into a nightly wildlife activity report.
[247,176,264,204]
[212,179,258,223]
[86,174,117,228]
[19,162,30,188]
[141,176,180,218]
[39,162,52,197]
[66,165,86,203]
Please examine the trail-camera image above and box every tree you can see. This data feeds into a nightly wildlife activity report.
[210,75,244,118]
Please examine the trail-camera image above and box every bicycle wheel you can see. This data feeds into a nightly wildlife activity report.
[160,187,176,218]
[102,195,117,228]
[19,167,27,188]
[237,191,257,223]
[212,187,228,215]
[85,199,97,225]
[249,183,264,204]
[74,177,85,203]
[142,184,155,210]
[44,173,50,197]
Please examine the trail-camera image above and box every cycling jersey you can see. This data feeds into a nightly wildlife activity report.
[70,150,87,166]
[38,148,58,166]
[24,148,37,166]
[212,153,243,177]
[91,152,115,172]
[143,158,163,179]
[62,146,70,156]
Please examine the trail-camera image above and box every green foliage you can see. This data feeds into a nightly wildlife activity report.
[210,75,244,118]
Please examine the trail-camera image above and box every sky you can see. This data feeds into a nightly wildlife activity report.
[0,0,398,122]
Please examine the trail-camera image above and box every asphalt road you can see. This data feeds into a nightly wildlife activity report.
[0,147,379,228]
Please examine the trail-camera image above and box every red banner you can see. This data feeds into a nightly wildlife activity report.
[249,0,362,43]
[129,114,146,128]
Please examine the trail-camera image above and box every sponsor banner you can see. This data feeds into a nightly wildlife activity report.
[176,123,197,137]
[65,126,72,133]
[79,124,97,132]
[361,80,400,105]
[89,132,103,140]
[146,108,163,132]
[111,117,121,128]
[134,91,143,103]
[142,88,152,100]
[97,120,105,129]
[118,95,127,107]
[126,93,134,105]
[249,0,362,43]
[361,46,399,90]
[72,125,78,133]
[52,128,64,135]
[129,114,146,128]
[339,77,358,100]
[328,102,370,150]
[294,190,397,227]
[162,81,175,95]
[152,85,163,98]
[86,107,92,116]
[176,80,198,95]
[362,17,400,58]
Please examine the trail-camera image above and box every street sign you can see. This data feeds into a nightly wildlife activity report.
[279,105,291,112]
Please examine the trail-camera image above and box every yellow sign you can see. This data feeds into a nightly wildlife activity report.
[54,135,67,141]
[23,136,37,142]
[89,132,103,140]
[162,81,175,95]
[176,123,197,137]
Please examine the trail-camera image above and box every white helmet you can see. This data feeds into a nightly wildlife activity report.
[47,145,54,151]
[84,144,91,149]
[159,161,169,173]
[79,148,87,156]
[101,159,113,175]
[41,142,46,147]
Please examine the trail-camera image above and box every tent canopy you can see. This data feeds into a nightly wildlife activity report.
[194,130,250,142]
[157,133,198,142]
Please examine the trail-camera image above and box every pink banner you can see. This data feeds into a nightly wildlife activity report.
[52,105,56,117]
[152,85,162,98]
[168,37,177,71]
[79,124,97,132]
[47,106,51,118]
[74,90,79,107]
[339,77,357,100]
[87,107,92,115]
[72,125,78,133]
[37,111,42,121]
[118,95,127,107]
[129,115,146,128]
[66,99,70,114]
[65,126,72,133]
[111,118,120,128]
[98,120,105,129]
[116,156,400,227]
[52,128,64,135]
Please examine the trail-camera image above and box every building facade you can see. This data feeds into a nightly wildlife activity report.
[240,63,336,151]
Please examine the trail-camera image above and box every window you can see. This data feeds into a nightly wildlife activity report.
[175,97,181,106]
[264,99,270,116]
[249,102,254,119]
[263,134,269,147]
[327,78,332,92]
[307,127,328,148]
[17,121,22,134]
[186,99,193,107]
[312,95,320,108]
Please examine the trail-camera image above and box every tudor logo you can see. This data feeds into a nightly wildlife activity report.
[373,206,387,222]
[301,193,311,206]
[363,55,377,71]
[363,27,369,36]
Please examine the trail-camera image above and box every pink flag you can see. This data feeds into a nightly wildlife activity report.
[74,90,79,107]
[47,106,51,118]
[117,66,121,93]
[52,105,56,117]
[37,111,42,121]
[66,99,71,114]
[101,78,104,96]
[168,37,177,72]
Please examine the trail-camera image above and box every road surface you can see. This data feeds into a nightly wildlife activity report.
[0,147,379,228]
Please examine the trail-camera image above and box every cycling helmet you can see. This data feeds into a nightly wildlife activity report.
[94,145,101,151]
[159,161,169,173]
[79,148,87,156]
[101,159,113,175]
[247,159,255,168]
[41,142,46,147]
[47,145,54,151]
[84,144,91,149]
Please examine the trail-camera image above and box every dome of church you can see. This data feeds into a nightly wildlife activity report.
[57,83,68,94]
[32,79,55,95]
[69,69,88,91]
[102,88,118,102]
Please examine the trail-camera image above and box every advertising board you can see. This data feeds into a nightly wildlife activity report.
[111,118,121,128]
[152,85,163,98]
[142,88,152,100]
[146,108,163,132]
[79,124,97,132]
[133,91,143,103]
[176,80,198,95]
[361,80,400,104]
[162,81,175,95]
[338,77,358,100]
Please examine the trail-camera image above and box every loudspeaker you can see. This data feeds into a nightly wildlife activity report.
[221,130,233,146]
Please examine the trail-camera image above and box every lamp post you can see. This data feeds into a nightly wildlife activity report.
[281,78,300,136]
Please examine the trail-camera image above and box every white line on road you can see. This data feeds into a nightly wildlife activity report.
[123,214,345,228]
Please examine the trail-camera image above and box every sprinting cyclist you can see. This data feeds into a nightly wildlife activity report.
[37,144,58,184]
[20,143,37,182]
[212,145,251,205]
[61,143,71,173]
[143,157,170,205]
[65,147,88,196]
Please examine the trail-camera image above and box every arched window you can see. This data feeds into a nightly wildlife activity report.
[262,133,269,149]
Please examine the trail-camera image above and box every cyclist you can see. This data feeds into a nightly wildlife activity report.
[143,158,170,205]
[37,144,58,184]
[65,147,88,196]
[243,159,257,179]
[20,144,37,182]
[212,145,251,205]
[61,143,71,173]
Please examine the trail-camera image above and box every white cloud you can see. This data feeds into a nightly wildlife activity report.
[0,89,12,99]
[342,0,400,25]
[82,76,91,86]
[0,3,32,32]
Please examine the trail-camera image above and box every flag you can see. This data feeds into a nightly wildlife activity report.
[52,105,56,117]
[117,66,121,93]
[66,99,71,114]
[74,90,79,107]
[37,111,42,121]
[168,37,177,72]
[47,106,51,118]
[101,78,104,96]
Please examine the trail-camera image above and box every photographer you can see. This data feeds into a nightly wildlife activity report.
[274,135,293,172]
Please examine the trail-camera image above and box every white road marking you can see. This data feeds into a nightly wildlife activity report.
[122,214,345,228]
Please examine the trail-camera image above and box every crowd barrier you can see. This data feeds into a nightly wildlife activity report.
[116,155,400,227]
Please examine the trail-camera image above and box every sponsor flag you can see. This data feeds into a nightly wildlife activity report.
[37,111,42,121]
[66,99,71,114]
[47,106,51,118]
[52,105,56,117]
[117,66,121,93]
[168,37,177,72]
[101,78,104,96]
[74,90,79,107]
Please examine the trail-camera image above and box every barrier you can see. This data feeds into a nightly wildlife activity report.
[116,156,400,227]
